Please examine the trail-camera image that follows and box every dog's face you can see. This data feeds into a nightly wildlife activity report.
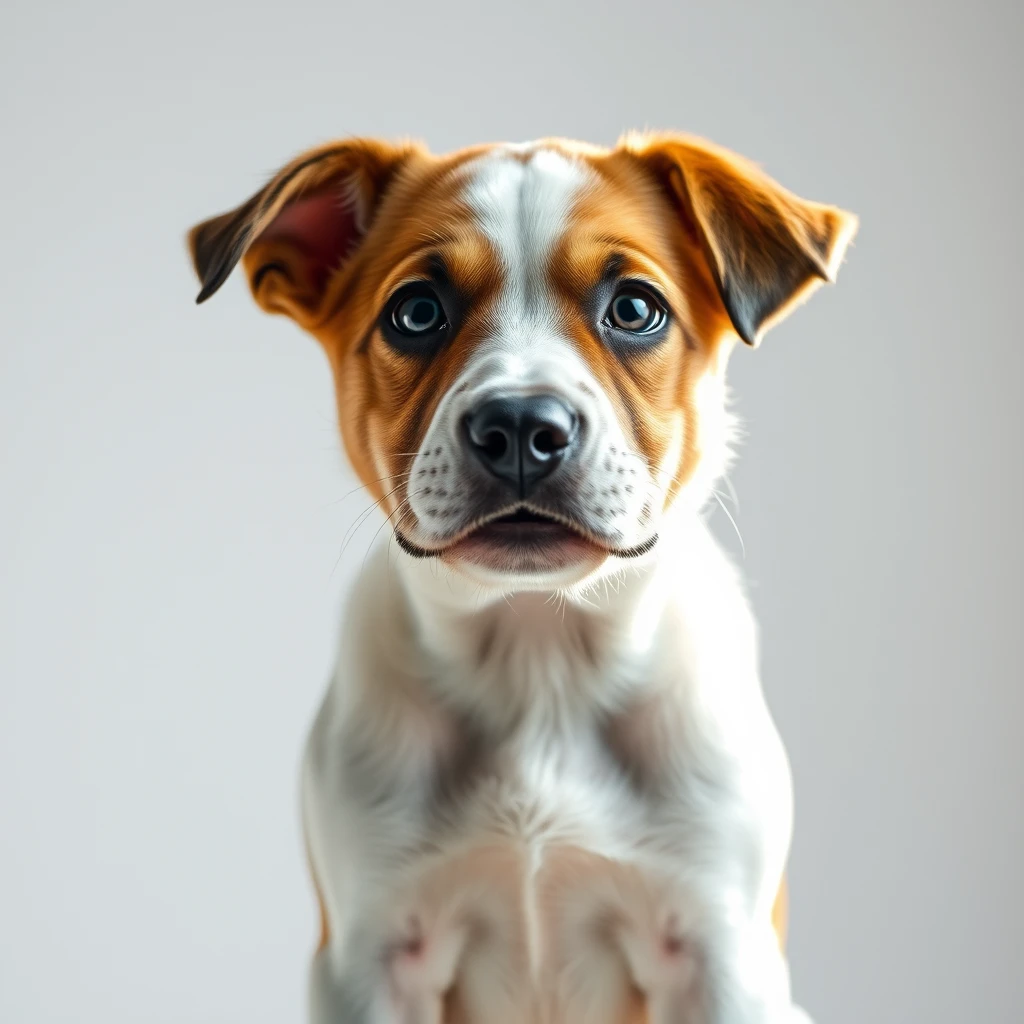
[190,135,855,590]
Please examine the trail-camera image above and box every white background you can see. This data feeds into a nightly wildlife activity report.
[2,1,1021,1021]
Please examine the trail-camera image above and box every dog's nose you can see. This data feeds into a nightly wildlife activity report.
[465,395,578,495]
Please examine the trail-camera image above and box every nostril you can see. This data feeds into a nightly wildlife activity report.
[481,429,509,461]
[531,429,559,456]
[528,418,574,459]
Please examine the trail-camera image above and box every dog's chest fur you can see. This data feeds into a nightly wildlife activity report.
[306,529,785,983]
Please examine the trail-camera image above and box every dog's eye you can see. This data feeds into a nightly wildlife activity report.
[607,288,665,334]
[391,289,447,336]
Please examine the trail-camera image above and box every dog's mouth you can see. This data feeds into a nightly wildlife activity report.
[394,505,658,571]
[466,505,595,545]
[446,505,602,574]
[484,507,568,528]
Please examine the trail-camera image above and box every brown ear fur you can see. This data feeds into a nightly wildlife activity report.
[621,133,857,346]
[186,139,420,322]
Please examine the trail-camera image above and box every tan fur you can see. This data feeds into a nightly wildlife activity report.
[190,135,854,538]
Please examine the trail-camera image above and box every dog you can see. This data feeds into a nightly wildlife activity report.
[188,132,856,1024]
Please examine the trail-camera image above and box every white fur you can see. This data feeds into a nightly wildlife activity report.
[403,149,656,580]
[302,146,807,1023]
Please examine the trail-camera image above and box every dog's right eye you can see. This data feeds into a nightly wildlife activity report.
[389,287,448,336]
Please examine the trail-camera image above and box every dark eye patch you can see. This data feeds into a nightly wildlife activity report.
[584,256,673,353]
[378,254,467,356]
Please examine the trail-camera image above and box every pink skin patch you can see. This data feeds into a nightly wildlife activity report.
[616,910,698,1012]
[399,935,425,960]
[257,188,361,294]
[387,914,467,1015]
[389,916,426,967]
[660,915,688,960]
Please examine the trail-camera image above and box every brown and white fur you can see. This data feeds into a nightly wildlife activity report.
[188,133,856,1024]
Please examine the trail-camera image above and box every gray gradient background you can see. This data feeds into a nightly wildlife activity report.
[2,1,1021,1022]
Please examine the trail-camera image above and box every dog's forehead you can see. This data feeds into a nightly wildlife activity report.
[461,145,596,243]
[451,145,599,279]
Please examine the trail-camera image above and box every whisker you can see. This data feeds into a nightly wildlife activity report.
[711,490,745,558]
[364,495,421,571]
[330,481,412,581]
[339,482,406,551]
[325,472,413,508]
[720,472,740,511]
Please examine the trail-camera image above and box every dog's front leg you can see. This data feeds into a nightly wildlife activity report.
[299,552,477,1024]
[678,917,796,1024]
[302,681,459,1023]
[308,912,471,1024]
[613,884,798,1024]
[609,681,802,1024]
[308,950,382,1024]
[656,853,803,1023]
[310,939,462,1024]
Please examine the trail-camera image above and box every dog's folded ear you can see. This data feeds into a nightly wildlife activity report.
[621,133,858,346]
[187,139,420,323]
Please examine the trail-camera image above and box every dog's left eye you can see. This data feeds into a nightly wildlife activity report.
[607,288,666,334]
[391,288,447,336]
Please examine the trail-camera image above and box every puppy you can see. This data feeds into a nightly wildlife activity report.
[188,133,856,1024]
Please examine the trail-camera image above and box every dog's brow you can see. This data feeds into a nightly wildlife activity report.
[377,244,460,301]
[595,240,671,274]
[425,252,452,288]
[613,250,678,296]
[600,252,627,282]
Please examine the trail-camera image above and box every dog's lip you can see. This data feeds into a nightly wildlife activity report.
[393,505,659,560]
[447,504,592,546]
[481,507,567,527]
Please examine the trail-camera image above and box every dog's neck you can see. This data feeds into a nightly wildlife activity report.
[387,505,726,729]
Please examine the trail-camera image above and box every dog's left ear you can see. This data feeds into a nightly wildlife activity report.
[187,138,420,324]
[621,133,858,346]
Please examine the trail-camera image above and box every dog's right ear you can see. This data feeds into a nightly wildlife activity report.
[620,132,857,347]
[187,139,420,324]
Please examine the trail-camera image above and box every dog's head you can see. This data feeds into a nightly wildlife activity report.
[188,135,856,590]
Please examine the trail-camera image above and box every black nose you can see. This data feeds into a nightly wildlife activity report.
[465,395,578,495]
